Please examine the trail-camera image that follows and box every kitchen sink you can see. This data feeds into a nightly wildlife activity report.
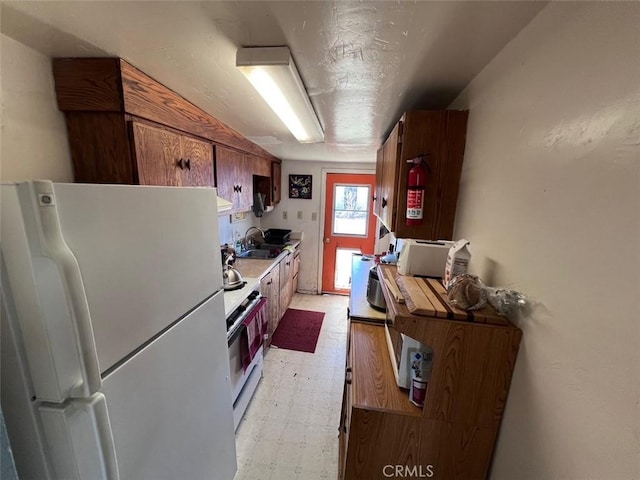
[237,249,277,259]
[257,243,286,251]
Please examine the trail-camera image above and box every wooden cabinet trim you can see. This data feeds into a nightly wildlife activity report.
[53,57,280,162]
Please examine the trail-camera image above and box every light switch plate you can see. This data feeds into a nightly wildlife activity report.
[312,212,318,221]
[283,211,288,220]
[297,211,303,220]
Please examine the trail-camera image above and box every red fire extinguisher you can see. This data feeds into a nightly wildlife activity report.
[406,155,428,226]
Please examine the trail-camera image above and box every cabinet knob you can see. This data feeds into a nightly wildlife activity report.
[176,158,184,170]
[345,371,352,384]
[233,185,239,193]
[238,185,242,193]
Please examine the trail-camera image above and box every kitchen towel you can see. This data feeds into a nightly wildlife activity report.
[240,297,268,371]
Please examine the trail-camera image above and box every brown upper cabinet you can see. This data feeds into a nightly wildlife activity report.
[52,57,281,204]
[215,146,253,212]
[132,122,213,186]
[374,110,468,240]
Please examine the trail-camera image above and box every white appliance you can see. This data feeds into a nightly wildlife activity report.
[396,239,454,277]
[224,286,265,430]
[1,181,237,480]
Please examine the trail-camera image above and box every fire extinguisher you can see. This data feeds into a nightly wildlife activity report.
[406,155,428,226]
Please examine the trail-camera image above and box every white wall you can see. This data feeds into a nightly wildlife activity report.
[1,34,72,182]
[261,160,375,293]
[449,3,639,479]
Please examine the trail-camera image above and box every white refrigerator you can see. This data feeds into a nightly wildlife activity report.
[1,181,236,480]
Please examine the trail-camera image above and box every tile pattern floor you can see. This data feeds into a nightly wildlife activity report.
[234,293,349,480]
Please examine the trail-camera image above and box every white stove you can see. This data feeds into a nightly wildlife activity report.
[222,276,264,431]
[223,277,260,318]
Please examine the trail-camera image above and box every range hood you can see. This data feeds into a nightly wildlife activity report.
[217,195,233,214]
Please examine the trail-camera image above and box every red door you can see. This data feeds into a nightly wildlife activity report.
[322,173,377,294]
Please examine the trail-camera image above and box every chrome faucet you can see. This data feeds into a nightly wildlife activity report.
[243,226,265,248]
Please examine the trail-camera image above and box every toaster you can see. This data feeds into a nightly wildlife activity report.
[396,239,454,277]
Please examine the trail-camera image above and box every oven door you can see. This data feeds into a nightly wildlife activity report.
[227,297,267,430]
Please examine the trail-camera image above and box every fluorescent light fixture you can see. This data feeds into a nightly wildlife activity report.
[237,46,324,143]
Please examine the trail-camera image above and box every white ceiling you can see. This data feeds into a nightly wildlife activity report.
[1,1,546,163]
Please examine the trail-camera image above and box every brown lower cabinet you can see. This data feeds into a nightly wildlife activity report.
[261,267,280,348]
[291,249,300,298]
[278,251,294,318]
[341,310,522,479]
[263,244,300,347]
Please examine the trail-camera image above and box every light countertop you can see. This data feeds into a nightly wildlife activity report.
[348,254,386,324]
[225,240,301,318]
[223,277,260,319]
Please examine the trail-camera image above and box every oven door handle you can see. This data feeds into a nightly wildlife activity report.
[227,323,246,347]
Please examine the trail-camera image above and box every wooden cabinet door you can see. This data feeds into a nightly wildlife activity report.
[279,252,293,316]
[215,145,243,209]
[374,146,384,220]
[131,122,183,186]
[181,135,214,186]
[291,251,300,296]
[237,153,253,211]
[271,161,282,204]
[261,268,280,348]
[215,146,253,212]
[380,121,401,229]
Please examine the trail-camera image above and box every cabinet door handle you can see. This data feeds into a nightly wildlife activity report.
[346,366,352,373]
[381,197,388,208]
[185,158,191,170]
[233,185,239,193]
[238,185,242,193]
[176,158,184,170]
[345,371,352,384]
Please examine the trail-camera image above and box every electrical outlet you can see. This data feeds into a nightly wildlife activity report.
[283,210,288,220]
[297,211,303,220]
[312,212,318,221]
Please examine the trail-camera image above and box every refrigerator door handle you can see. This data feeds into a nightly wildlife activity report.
[39,393,120,480]
[92,393,120,480]
[30,181,102,397]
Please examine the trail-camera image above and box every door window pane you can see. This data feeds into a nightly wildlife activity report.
[333,185,370,236]
[335,248,360,289]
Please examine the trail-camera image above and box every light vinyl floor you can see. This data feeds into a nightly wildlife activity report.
[234,293,349,480]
